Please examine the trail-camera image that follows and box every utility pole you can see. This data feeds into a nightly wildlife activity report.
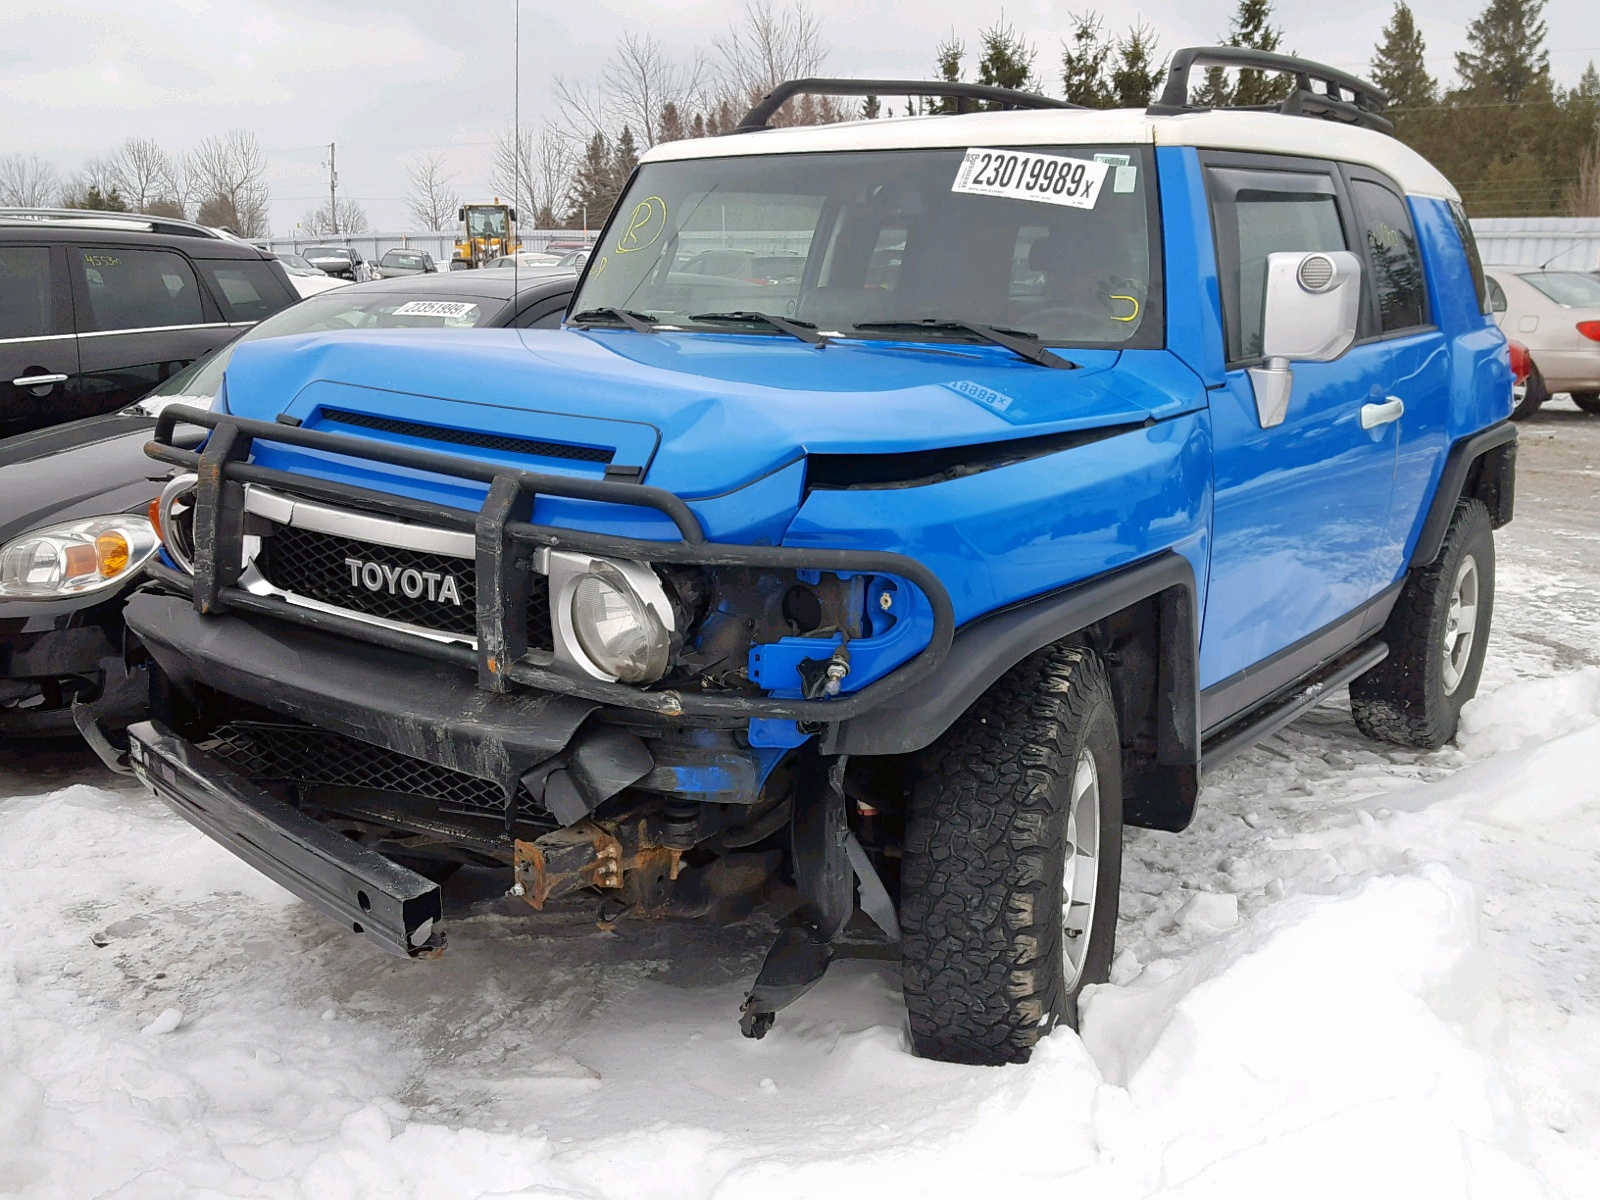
[327,142,339,237]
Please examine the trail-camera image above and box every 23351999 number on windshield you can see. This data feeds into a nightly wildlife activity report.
[951,149,1109,210]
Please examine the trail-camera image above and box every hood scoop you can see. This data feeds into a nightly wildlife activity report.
[317,408,616,467]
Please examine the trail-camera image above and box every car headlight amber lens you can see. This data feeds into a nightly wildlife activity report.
[570,570,670,683]
[0,516,159,598]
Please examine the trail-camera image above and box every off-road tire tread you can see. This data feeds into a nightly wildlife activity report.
[900,643,1120,1066]
[1351,499,1493,749]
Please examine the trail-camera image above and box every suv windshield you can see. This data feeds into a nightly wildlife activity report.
[304,246,351,261]
[129,289,501,415]
[1520,271,1600,308]
[573,145,1161,348]
[383,251,425,267]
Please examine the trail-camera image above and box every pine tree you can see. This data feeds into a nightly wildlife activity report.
[932,34,964,114]
[566,132,613,227]
[976,18,1038,105]
[613,126,640,179]
[1194,0,1291,107]
[861,95,881,119]
[1061,13,1113,108]
[658,102,688,144]
[1111,22,1166,108]
[1455,0,1550,103]
[1371,3,1437,110]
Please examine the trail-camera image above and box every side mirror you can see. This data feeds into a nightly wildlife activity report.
[1249,250,1362,428]
[457,207,466,222]
[508,209,518,224]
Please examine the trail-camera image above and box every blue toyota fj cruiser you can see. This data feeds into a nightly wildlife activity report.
[116,49,1515,1065]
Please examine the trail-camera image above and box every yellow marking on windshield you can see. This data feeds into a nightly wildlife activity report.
[1110,295,1140,322]
[617,197,667,253]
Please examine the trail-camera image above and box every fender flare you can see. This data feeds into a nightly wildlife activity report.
[1411,421,1517,568]
[830,551,1201,830]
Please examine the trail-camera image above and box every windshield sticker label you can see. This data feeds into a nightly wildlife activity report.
[390,301,479,319]
[952,149,1109,209]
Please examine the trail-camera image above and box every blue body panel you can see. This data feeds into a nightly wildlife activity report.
[196,149,1507,752]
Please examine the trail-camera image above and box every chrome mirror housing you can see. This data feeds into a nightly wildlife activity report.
[1249,250,1362,428]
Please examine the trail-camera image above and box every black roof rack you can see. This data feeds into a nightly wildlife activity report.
[1148,46,1392,135]
[732,78,1076,133]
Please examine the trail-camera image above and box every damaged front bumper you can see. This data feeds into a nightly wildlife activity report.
[127,718,445,958]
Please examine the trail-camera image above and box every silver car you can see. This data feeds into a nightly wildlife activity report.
[1485,268,1600,417]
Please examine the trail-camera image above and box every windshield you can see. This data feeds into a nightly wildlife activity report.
[304,246,351,260]
[129,288,505,415]
[572,145,1161,348]
[383,251,425,267]
[467,208,509,237]
[278,254,317,273]
[1520,271,1600,308]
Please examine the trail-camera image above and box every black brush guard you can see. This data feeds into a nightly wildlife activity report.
[147,404,955,723]
[127,719,445,959]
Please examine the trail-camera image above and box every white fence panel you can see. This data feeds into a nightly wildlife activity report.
[1471,217,1600,270]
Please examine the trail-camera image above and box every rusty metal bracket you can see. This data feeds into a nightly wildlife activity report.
[512,818,682,914]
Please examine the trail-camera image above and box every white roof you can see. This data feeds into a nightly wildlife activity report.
[642,108,1458,201]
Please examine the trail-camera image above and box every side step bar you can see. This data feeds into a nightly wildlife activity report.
[1200,640,1388,773]
[126,720,445,958]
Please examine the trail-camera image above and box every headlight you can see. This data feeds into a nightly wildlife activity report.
[554,556,674,684]
[0,516,159,598]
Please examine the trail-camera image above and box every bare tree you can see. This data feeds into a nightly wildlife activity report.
[1569,136,1600,217]
[492,126,573,226]
[56,156,122,209]
[299,198,369,236]
[186,131,270,236]
[0,153,59,206]
[555,33,705,150]
[404,153,460,231]
[714,0,827,99]
[107,138,182,213]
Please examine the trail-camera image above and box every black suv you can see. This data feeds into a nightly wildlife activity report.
[0,209,298,436]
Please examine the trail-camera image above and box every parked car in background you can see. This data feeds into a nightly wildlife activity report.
[275,252,351,297]
[0,207,297,437]
[485,251,563,270]
[555,249,590,269]
[543,239,595,254]
[301,245,375,282]
[376,248,438,278]
[0,271,577,740]
[1485,267,1600,417]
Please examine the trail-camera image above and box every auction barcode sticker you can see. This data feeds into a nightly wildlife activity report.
[390,300,480,319]
[951,148,1110,210]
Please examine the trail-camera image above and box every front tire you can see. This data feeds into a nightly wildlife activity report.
[1571,391,1600,415]
[900,644,1123,1065]
[1351,499,1494,749]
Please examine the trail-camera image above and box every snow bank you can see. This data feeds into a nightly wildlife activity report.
[2,671,1599,1198]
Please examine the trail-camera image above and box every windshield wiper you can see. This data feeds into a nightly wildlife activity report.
[849,319,1076,369]
[689,311,829,346]
[569,306,659,333]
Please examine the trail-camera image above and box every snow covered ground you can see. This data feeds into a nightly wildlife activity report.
[2,401,1599,1199]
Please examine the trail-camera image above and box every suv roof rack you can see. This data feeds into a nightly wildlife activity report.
[0,206,228,239]
[732,78,1076,133]
[1148,46,1392,135]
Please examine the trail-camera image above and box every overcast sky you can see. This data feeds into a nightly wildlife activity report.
[4,0,1596,234]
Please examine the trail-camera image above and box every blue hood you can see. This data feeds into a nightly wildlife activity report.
[220,328,1202,503]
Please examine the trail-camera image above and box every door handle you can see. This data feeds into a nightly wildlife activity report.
[1360,396,1404,429]
[11,373,68,388]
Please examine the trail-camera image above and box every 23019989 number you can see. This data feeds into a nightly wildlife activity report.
[970,151,1088,198]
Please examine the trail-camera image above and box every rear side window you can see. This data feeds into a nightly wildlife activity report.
[1208,166,1348,362]
[1350,180,1427,332]
[197,260,291,322]
[0,247,56,339]
[76,247,204,332]
[1448,200,1492,316]
[1486,275,1508,314]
